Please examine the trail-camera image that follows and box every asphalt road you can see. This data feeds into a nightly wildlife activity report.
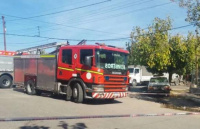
[0,88,199,129]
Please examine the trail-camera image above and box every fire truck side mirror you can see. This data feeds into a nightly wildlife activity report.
[84,56,92,67]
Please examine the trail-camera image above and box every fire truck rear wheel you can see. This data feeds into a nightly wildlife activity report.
[25,80,36,95]
[72,83,83,103]
[0,75,12,88]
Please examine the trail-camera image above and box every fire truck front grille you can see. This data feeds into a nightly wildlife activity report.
[104,75,127,92]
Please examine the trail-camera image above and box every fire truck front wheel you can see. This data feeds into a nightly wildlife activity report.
[25,80,36,95]
[72,83,83,103]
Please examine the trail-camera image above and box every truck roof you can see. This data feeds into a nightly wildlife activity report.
[61,45,129,54]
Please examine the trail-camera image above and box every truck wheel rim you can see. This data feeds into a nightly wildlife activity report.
[2,79,10,87]
[27,84,32,93]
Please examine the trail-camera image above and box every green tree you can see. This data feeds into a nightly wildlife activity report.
[128,17,195,82]
[178,0,200,27]
[129,17,171,74]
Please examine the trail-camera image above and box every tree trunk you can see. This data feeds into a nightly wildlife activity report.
[169,72,172,84]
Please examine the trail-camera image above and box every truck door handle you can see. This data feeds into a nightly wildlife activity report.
[59,71,62,75]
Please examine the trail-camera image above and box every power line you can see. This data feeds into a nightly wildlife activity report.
[66,2,173,26]
[5,0,152,34]
[7,0,111,21]
[0,39,48,45]
[48,0,154,26]
[0,24,194,43]
[2,1,171,37]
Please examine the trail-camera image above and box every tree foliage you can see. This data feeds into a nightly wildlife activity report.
[178,0,200,27]
[127,17,197,79]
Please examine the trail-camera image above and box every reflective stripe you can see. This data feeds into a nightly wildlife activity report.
[58,67,74,71]
[40,55,55,58]
[14,55,55,58]
[76,68,103,75]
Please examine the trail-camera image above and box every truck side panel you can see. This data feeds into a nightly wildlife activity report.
[25,58,37,75]
[14,58,24,85]
[37,58,56,91]
[0,56,13,73]
[14,56,57,91]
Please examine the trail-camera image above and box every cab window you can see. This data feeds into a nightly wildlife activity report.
[80,49,93,65]
[128,68,134,73]
[62,49,72,65]
[135,69,139,74]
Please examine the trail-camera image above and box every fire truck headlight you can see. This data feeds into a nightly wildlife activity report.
[92,85,104,92]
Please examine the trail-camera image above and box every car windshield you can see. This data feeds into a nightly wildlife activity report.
[150,77,168,83]
[95,49,128,70]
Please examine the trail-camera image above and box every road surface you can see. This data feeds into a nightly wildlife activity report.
[0,88,199,129]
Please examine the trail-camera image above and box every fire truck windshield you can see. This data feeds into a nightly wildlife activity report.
[95,49,128,72]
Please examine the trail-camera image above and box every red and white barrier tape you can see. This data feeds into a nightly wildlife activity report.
[0,112,199,122]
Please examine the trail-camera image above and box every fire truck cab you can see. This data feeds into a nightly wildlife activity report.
[14,42,129,103]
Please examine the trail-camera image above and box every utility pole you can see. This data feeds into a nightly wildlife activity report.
[37,26,40,37]
[2,16,6,52]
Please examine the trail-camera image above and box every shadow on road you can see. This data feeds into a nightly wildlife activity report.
[58,121,87,129]
[83,99,122,105]
[12,88,122,105]
[13,87,25,94]
[20,121,87,129]
[129,85,200,110]
[20,125,49,129]
[128,86,147,93]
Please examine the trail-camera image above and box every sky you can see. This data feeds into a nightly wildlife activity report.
[0,0,196,51]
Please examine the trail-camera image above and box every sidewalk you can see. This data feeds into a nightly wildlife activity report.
[170,85,200,104]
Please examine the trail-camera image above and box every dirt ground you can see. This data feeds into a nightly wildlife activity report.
[129,85,200,112]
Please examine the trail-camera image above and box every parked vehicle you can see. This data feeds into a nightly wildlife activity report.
[162,73,180,85]
[128,65,153,86]
[128,65,181,86]
[14,42,129,103]
[147,77,171,93]
[0,51,16,88]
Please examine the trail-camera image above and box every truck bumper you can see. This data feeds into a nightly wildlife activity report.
[92,92,128,99]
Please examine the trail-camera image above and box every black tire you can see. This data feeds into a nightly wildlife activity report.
[132,80,137,86]
[25,80,36,95]
[72,83,84,103]
[0,75,12,88]
[66,86,72,101]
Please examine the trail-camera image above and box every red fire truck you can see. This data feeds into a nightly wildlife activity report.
[14,42,129,103]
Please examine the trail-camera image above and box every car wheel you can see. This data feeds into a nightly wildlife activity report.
[72,83,83,103]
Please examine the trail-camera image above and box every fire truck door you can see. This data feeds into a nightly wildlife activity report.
[57,48,74,80]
